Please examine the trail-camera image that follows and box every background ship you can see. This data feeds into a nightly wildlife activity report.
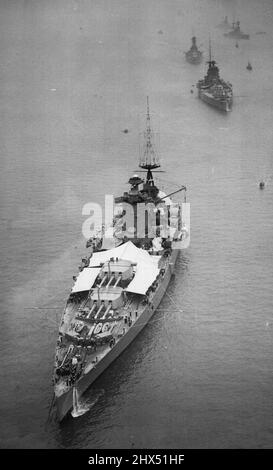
[216,16,232,30]
[224,21,250,40]
[246,61,252,71]
[185,36,203,64]
[52,99,188,421]
[196,43,233,112]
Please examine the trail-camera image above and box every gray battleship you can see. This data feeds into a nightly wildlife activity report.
[185,36,203,64]
[197,44,233,112]
[52,99,188,421]
[246,61,252,71]
[216,16,232,30]
[224,21,249,40]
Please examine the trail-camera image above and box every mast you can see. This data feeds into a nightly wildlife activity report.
[191,36,197,49]
[139,96,160,185]
[207,37,217,70]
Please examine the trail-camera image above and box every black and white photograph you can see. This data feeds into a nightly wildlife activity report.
[0,0,272,453]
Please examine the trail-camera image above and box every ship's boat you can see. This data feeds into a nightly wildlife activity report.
[196,43,233,112]
[246,61,252,71]
[52,98,188,421]
[224,21,249,40]
[185,36,203,64]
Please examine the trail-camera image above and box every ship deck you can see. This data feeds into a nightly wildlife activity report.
[54,253,170,398]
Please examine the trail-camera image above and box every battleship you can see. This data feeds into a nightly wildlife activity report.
[197,43,233,112]
[216,16,232,30]
[185,36,203,64]
[246,61,252,71]
[52,98,188,421]
[224,21,249,40]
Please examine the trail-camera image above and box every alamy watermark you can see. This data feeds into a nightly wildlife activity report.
[82,195,190,249]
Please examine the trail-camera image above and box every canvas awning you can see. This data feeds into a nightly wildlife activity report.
[150,255,161,267]
[125,263,159,295]
[88,241,151,267]
[72,267,101,293]
[88,241,160,295]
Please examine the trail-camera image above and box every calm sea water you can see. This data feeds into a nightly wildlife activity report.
[0,0,273,449]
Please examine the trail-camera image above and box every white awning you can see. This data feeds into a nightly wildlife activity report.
[88,241,160,295]
[72,267,101,293]
[125,263,159,295]
[150,255,161,267]
[88,241,151,267]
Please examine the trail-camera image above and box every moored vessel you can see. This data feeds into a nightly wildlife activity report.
[185,36,203,64]
[224,21,249,40]
[196,43,233,112]
[246,61,252,71]
[216,16,232,30]
[52,99,188,421]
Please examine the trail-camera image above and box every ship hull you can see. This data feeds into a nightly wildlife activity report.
[198,89,232,112]
[185,53,202,65]
[224,32,249,40]
[55,249,178,421]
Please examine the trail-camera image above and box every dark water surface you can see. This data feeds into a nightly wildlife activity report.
[0,0,273,448]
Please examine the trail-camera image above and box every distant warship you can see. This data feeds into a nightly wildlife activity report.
[216,16,232,30]
[224,21,249,40]
[185,36,203,64]
[52,98,188,421]
[246,61,252,71]
[197,43,233,112]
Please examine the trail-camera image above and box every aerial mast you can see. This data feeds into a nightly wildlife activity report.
[207,36,216,69]
[139,96,160,185]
